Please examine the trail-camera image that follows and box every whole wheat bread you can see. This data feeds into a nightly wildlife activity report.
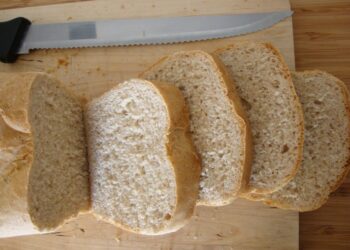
[214,42,304,194]
[260,71,350,211]
[140,50,251,206]
[0,73,89,238]
[86,79,201,235]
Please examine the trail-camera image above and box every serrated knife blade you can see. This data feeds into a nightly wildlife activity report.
[0,11,292,62]
[18,11,292,54]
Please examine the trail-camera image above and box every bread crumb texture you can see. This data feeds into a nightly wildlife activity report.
[87,80,177,233]
[215,43,304,193]
[141,51,246,205]
[28,75,89,229]
[264,71,350,211]
[0,73,89,237]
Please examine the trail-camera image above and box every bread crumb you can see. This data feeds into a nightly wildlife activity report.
[282,145,289,153]
[57,58,69,67]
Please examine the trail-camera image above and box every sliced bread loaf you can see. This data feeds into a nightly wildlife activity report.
[86,79,201,235]
[214,42,304,194]
[260,71,350,211]
[140,50,251,206]
[0,73,89,238]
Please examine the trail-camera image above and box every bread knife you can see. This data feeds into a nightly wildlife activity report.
[0,11,292,63]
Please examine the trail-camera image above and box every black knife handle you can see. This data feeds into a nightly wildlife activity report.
[0,17,31,63]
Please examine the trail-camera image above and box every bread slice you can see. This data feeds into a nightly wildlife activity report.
[140,50,251,206]
[0,73,89,238]
[214,42,304,194]
[86,79,201,235]
[259,71,350,211]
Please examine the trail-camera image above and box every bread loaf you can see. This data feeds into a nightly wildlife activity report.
[86,79,201,235]
[140,51,251,206]
[260,71,350,211]
[0,73,89,238]
[214,42,304,194]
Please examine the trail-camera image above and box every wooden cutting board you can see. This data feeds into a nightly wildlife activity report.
[0,0,298,249]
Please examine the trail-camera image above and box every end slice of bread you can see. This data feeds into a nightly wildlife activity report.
[214,42,304,194]
[0,73,89,238]
[86,79,201,235]
[140,50,251,206]
[259,71,350,211]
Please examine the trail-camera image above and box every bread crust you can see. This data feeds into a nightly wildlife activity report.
[88,79,201,235]
[140,51,251,206]
[0,73,43,238]
[210,54,252,197]
[213,42,305,195]
[0,72,88,238]
[262,70,350,212]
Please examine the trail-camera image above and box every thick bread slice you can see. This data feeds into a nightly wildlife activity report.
[0,73,89,238]
[214,42,304,194]
[140,51,251,206]
[260,71,350,211]
[86,79,201,235]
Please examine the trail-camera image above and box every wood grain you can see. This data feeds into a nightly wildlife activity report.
[290,1,350,249]
[292,0,350,83]
[0,0,87,10]
[0,0,299,249]
[0,202,298,250]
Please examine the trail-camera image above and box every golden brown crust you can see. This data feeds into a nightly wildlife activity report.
[152,80,201,233]
[240,192,266,202]
[140,51,251,206]
[211,54,253,195]
[320,72,350,193]
[0,73,37,238]
[0,73,37,134]
[90,79,201,235]
[263,193,329,212]
[263,197,328,212]
[0,73,82,134]
[213,42,305,195]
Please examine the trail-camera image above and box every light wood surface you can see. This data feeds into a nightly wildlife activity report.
[0,0,299,249]
[0,205,297,250]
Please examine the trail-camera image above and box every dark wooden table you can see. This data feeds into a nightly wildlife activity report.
[1,1,350,249]
[291,1,350,249]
